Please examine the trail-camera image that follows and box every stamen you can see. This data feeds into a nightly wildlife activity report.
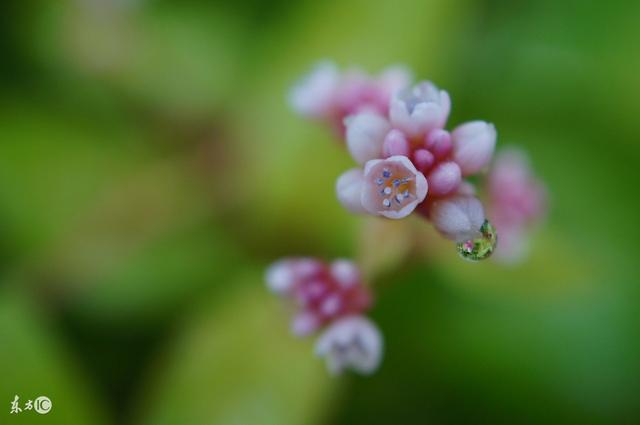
[383,187,392,195]
[382,199,391,208]
[382,169,391,178]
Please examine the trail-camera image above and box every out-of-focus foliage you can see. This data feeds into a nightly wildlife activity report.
[0,0,639,424]
[136,276,337,425]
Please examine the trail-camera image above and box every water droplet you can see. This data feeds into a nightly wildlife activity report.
[456,220,498,261]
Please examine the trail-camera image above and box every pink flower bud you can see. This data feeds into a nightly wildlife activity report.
[427,161,462,196]
[430,195,486,242]
[382,129,410,158]
[451,121,497,175]
[412,149,435,173]
[425,129,452,159]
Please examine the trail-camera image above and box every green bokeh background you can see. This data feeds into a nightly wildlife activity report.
[1,0,639,424]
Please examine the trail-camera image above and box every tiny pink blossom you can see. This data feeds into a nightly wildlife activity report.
[361,156,428,219]
[389,82,451,138]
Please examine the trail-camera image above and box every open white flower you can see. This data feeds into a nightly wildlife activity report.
[315,315,383,375]
[389,81,451,138]
[361,156,428,219]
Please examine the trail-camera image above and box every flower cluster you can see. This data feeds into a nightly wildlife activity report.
[270,61,548,376]
[291,62,497,245]
[266,258,382,375]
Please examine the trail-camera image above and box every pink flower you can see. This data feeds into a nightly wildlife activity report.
[331,76,496,221]
[315,315,383,375]
[360,156,428,219]
[486,148,547,262]
[389,82,451,138]
[265,258,372,336]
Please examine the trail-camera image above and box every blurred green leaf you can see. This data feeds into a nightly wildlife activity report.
[136,275,338,425]
[0,287,109,425]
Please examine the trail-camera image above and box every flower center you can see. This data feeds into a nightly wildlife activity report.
[376,168,414,209]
